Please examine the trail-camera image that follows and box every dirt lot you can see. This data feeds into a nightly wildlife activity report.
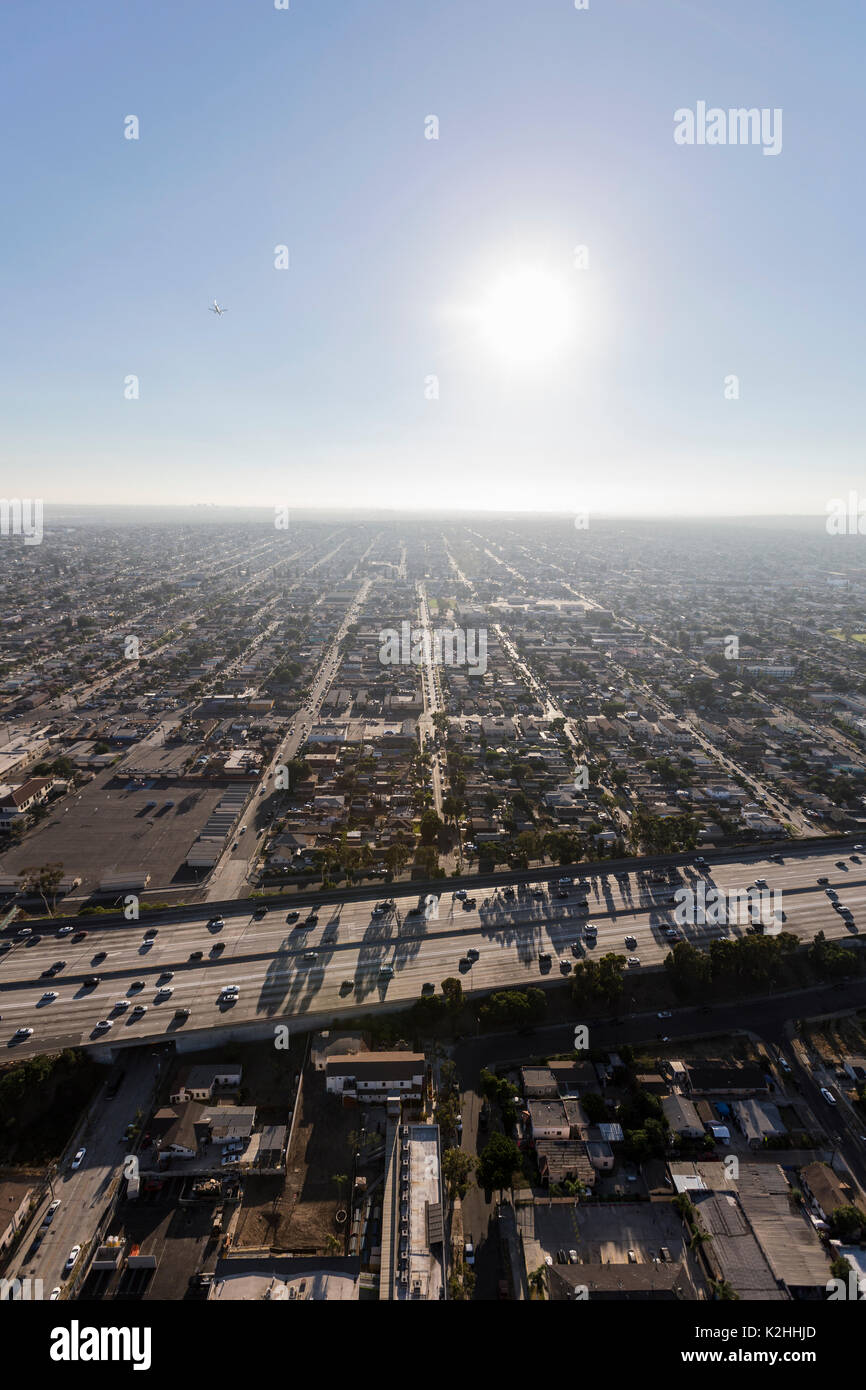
[233,1071,361,1253]
[159,1036,303,1109]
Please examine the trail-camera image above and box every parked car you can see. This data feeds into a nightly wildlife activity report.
[464,1241,475,1266]
[820,1087,837,1105]
[63,1245,81,1275]
[71,1148,86,1170]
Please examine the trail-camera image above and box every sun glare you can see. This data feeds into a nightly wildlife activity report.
[475,266,574,366]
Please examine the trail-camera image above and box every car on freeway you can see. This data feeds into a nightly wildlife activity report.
[39,991,58,1004]
[220,985,239,997]
[466,948,479,961]
[286,911,300,923]
[155,986,173,999]
[71,931,87,942]
[91,951,107,964]
[82,976,100,988]
[189,949,203,960]
[157,971,174,984]
[421,982,435,994]
[71,1148,86,1170]
[624,935,637,949]
[13,1027,33,1040]
[63,1246,81,1275]
[778,1056,791,1073]
[129,980,145,992]
[143,928,158,940]
[57,925,74,937]
[658,1010,673,1019]
[208,917,225,929]
[379,964,395,978]
[211,942,225,955]
[113,999,129,1012]
[820,1087,837,1105]
[305,914,319,927]
[41,961,66,977]
[174,1008,190,1021]
[94,1019,112,1031]
[817,876,830,885]
[559,958,571,972]
[130,1003,147,1017]
[626,956,641,967]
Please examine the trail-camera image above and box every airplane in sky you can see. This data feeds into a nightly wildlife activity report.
[208,300,226,316]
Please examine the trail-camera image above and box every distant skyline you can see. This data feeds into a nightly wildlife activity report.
[2,0,864,514]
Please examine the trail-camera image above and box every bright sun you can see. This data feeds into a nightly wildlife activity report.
[475,266,574,366]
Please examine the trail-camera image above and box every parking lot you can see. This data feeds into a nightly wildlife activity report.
[519,1199,691,1267]
[0,771,229,898]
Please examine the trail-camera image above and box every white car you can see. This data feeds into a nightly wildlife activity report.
[114,999,129,1012]
[820,1087,837,1105]
[63,1245,81,1274]
[71,1148,86,1169]
[13,1027,33,1039]
[464,1241,475,1266]
[49,1287,61,1301]
[94,1019,112,1031]
[43,1199,61,1225]
[57,925,73,936]
[155,986,173,999]
[626,956,641,967]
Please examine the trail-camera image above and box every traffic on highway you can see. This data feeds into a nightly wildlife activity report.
[2,841,865,1057]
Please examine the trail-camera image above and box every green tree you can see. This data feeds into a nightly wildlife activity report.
[442,1147,476,1199]
[829,1205,866,1240]
[477,1133,520,1195]
[17,862,65,916]
[440,977,464,1012]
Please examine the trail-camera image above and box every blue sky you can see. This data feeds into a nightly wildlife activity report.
[1,0,863,514]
